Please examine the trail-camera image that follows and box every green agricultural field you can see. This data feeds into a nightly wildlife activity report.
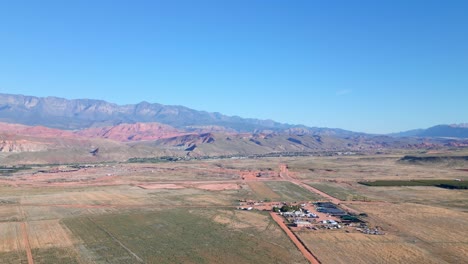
[263,181,322,201]
[63,209,307,264]
[307,182,369,201]
[0,166,32,176]
[359,180,468,189]
[32,248,80,264]
[0,252,27,264]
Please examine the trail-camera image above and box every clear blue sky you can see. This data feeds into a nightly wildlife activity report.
[0,0,467,133]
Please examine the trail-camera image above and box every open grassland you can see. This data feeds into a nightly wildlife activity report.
[246,182,281,200]
[31,248,80,264]
[121,162,241,182]
[0,222,22,252]
[264,181,322,201]
[0,179,307,263]
[298,200,468,263]
[357,186,468,211]
[0,206,82,263]
[0,188,307,263]
[307,182,369,201]
[283,154,468,210]
[0,251,27,264]
[0,206,20,222]
[207,158,279,171]
[285,155,468,182]
[64,209,307,264]
[27,220,74,249]
[347,203,468,264]
[247,181,322,201]
[298,231,442,264]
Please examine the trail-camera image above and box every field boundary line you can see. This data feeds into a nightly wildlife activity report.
[86,217,144,263]
[19,206,34,264]
[280,164,360,214]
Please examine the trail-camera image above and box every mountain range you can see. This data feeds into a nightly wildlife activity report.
[0,93,467,164]
[392,124,468,138]
[0,93,356,136]
[2,93,466,138]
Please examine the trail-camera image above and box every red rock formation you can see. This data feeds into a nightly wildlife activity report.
[0,122,187,143]
[76,122,186,142]
[0,139,50,152]
[155,133,215,148]
[0,122,75,138]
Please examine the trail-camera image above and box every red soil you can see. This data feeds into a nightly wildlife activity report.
[76,122,186,142]
[21,222,34,264]
[19,206,34,264]
[270,212,320,264]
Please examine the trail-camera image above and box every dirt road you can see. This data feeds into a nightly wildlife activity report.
[270,212,320,264]
[279,164,361,214]
[19,206,34,264]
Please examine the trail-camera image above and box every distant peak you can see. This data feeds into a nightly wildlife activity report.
[449,123,468,128]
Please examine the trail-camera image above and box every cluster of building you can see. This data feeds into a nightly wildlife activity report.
[237,198,383,236]
[315,202,347,216]
[280,210,318,218]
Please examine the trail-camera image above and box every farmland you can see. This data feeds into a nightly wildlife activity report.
[298,231,441,264]
[307,182,369,201]
[247,181,322,202]
[64,209,307,264]
[297,202,468,263]
[359,179,468,189]
[0,153,466,263]
[263,181,322,201]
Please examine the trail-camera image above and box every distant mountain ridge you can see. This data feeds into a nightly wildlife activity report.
[0,93,359,136]
[1,93,466,139]
[392,124,468,138]
[448,123,468,128]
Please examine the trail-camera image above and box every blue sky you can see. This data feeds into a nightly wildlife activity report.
[0,0,467,133]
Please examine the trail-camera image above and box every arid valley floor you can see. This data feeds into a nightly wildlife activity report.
[0,152,467,264]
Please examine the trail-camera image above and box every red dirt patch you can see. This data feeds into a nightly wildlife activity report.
[270,212,320,264]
